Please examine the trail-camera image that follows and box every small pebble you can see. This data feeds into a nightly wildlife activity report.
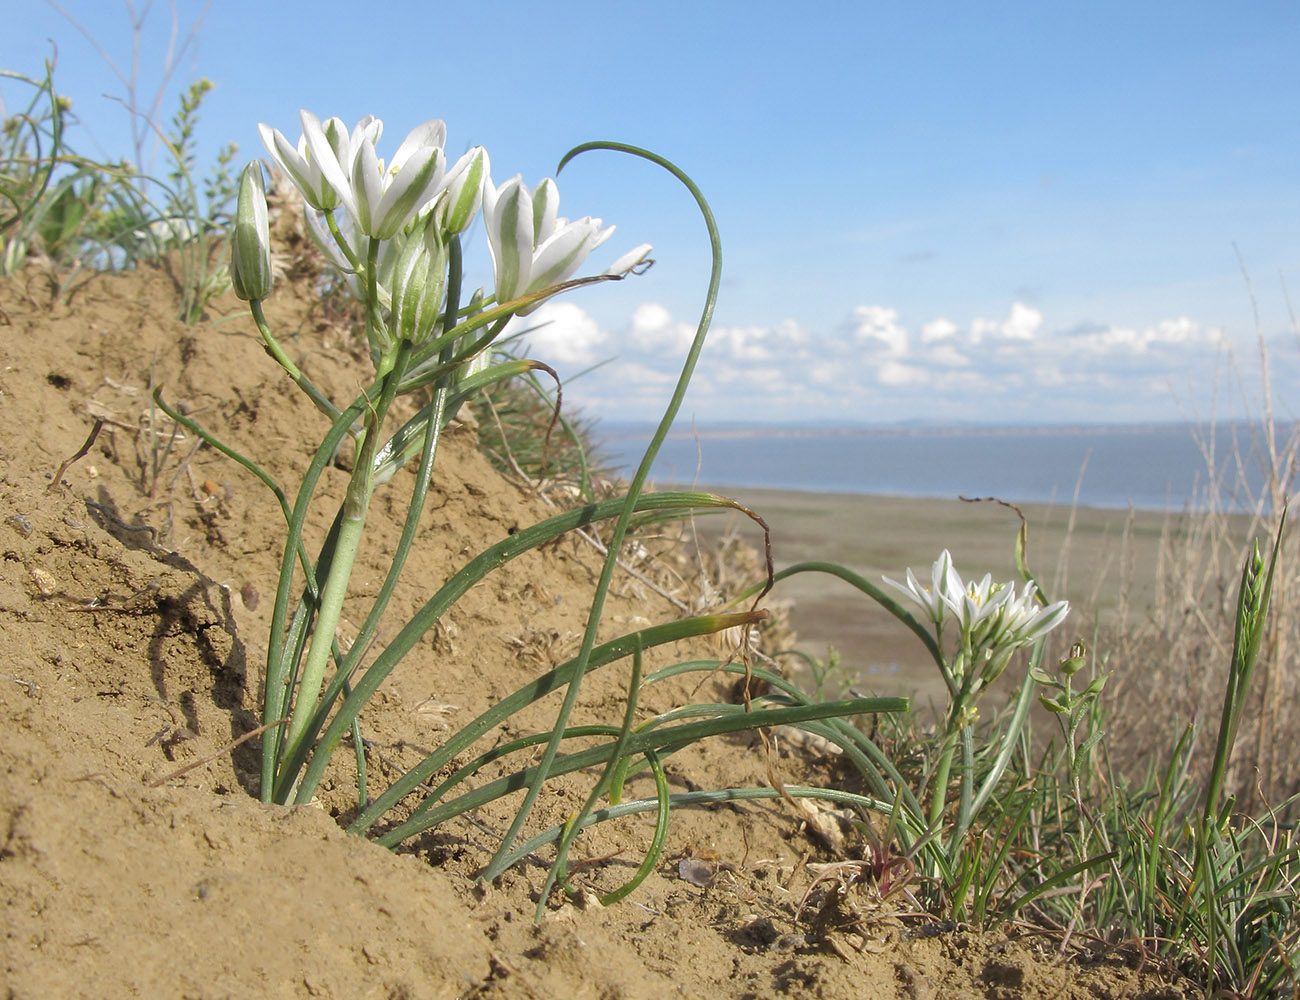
[29,567,57,596]
[678,858,717,887]
[772,933,806,954]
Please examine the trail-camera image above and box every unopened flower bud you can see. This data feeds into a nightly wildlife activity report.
[389,212,447,345]
[231,163,273,301]
[1059,641,1086,676]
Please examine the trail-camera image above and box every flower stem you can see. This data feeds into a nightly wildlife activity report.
[274,339,412,795]
[929,716,962,829]
[250,300,341,421]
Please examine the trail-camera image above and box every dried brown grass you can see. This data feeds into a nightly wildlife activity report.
[1103,272,1299,812]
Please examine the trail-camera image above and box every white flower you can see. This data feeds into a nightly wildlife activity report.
[996,585,1070,648]
[349,119,447,239]
[960,579,1068,654]
[132,216,195,246]
[884,548,960,625]
[483,175,615,312]
[886,550,1069,655]
[262,112,450,241]
[942,572,1013,640]
[258,112,359,212]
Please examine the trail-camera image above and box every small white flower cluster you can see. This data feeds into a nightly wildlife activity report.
[885,549,1069,693]
[232,111,652,360]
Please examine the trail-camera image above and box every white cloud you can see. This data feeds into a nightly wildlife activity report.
[921,317,958,343]
[878,360,928,387]
[928,343,972,367]
[1068,316,1221,354]
[712,326,774,362]
[709,318,812,362]
[809,362,839,384]
[630,302,694,353]
[970,317,1000,345]
[969,301,1042,343]
[1003,302,1043,340]
[848,305,908,356]
[506,300,606,365]
[611,361,677,386]
[568,297,1251,424]
[715,365,790,390]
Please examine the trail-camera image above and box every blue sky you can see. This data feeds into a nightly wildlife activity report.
[4,1,1299,425]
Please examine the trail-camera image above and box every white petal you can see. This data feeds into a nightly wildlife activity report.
[604,242,653,277]
[485,178,531,302]
[532,178,560,243]
[259,124,318,205]
[391,119,446,172]
[528,219,603,292]
[351,138,385,236]
[299,110,355,216]
[303,204,354,273]
[439,147,488,234]
[373,147,444,239]
[350,115,382,158]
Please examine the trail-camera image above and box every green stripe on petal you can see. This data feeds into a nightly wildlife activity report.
[373,147,445,240]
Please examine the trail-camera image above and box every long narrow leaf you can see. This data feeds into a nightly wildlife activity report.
[377,694,907,847]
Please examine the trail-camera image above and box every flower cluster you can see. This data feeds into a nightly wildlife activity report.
[885,549,1069,695]
[233,110,652,364]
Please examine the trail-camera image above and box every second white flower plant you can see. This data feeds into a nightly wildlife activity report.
[885,548,1069,834]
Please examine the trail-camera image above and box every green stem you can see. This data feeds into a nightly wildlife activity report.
[365,237,392,374]
[348,610,770,834]
[1202,507,1285,827]
[489,784,900,874]
[552,640,644,895]
[929,722,962,829]
[249,300,341,422]
[483,143,723,887]
[276,243,466,793]
[261,392,368,798]
[928,677,974,830]
[276,339,412,787]
[278,505,365,770]
[325,210,362,270]
[379,694,903,848]
[278,380,450,795]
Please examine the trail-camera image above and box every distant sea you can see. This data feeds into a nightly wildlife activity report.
[598,422,1291,512]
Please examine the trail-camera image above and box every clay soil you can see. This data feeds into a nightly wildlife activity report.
[0,265,1192,998]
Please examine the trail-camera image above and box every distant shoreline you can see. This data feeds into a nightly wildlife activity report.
[636,479,1166,513]
[599,422,1275,513]
[598,419,1285,442]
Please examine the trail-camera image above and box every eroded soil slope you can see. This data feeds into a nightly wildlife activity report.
[0,267,1187,998]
